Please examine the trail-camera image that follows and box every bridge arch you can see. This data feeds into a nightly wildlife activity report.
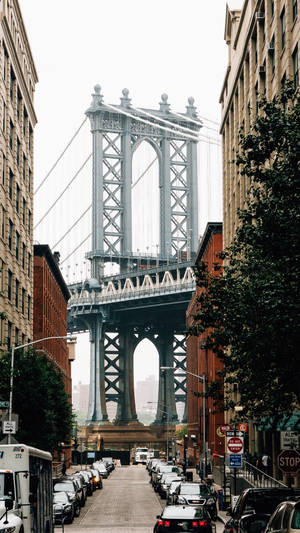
[133,338,159,424]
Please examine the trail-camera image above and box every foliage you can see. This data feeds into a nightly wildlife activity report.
[0,348,73,451]
[175,425,188,439]
[189,84,300,423]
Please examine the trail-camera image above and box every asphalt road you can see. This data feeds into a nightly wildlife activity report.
[55,464,225,533]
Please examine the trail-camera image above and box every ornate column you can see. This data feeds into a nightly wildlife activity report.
[115,327,138,424]
[86,315,109,424]
[153,327,178,425]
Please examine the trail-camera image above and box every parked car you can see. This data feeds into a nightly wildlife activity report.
[173,482,217,520]
[93,461,108,479]
[153,464,181,491]
[264,499,300,533]
[102,457,115,472]
[224,488,300,533]
[53,479,81,517]
[53,491,75,524]
[157,474,182,499]
[72,472,88,503]
[78,470,94,496]
[167,480,182,505]
[154,504,215,533]
[90,468,103,489]
[67,474,87,506]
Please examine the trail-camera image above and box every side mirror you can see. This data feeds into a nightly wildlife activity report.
[5,498,13,511]
[156,515,161,519]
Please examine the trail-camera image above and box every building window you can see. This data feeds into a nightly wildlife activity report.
[22,198,26,225]
[15,278,19,308]
[29,123,33,153]
[27,295,31,321]
[293,0,298,21]
[22,242,25,269]
[9,119,14,151]
[281,8,286,50]
[16,183,20,212]
[16,137,20,166]
[2,101,5,133]
[23,108,27,137]
[27,252,31,278]
[2,154,5,186]
[293,45,299,87]
[0,259,3,291]
[255,82,259,114]
[7,321,11,349]
[17,89,22,122]
[22,154,26,181]
[28,169,32,193]
[15,231,19,261]
[9,169,13,200]
[269,34,275,76]
[8,219,13,250]
[21,288,25,314]
[7,270,12,300]
[10,67,15,102]
[15,327,19,346]
[28,210,31,233]
[1,206,5,238]
[270,0,274,17]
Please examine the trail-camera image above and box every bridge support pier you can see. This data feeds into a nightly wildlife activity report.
[86,316,110,424]
[115,327,139,424]
[153,328,179,425]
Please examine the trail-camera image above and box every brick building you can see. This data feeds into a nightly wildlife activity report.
[186,222,224,466]
[0,0,37,349]
[33,245,72,397]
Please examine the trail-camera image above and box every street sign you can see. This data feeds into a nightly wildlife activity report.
[238,423,247,433]
[217,424,232,437]
[0,401,9,409]
[278,449,300,475]
[280,431,299,450]
[226,434,244,454]
[229,454,242,467]
[2,421,16,434]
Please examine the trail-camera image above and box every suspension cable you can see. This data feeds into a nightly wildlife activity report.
[34,117,88,195]
[132,157,158,189]
[34,153,92,230]
[105,103,199,141]
[60,233,92,265]
[52,204,92,248]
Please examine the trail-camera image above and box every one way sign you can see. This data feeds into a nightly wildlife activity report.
[2,421,16,434]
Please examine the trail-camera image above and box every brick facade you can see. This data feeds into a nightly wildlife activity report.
[186,223,225,465]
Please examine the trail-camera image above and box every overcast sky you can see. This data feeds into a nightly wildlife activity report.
[19,0,244,386]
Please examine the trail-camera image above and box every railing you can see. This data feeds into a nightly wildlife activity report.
[243,461,287,488]
[52,461,63,478]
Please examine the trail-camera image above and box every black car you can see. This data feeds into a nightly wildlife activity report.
[53,491,75,524]
[53,479,81,516]
[154,505,214,533]
[224,488,300,533]
[174,483,217,520]
[79,470,94,496]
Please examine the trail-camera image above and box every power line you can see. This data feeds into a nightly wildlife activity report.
[34,117,88,195]
[34,153,92,230]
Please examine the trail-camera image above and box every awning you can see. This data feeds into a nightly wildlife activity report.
[256,412,300,432]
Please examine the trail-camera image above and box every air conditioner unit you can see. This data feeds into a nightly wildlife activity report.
[259,65,266,74]
[256,12,265,20]
[268,42,275,52]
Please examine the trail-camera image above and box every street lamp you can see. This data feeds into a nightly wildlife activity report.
[160,366,207,478]
[147,401,171,460]
[8,335,77,444]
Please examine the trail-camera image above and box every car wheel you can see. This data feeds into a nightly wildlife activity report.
[75,505,80,517]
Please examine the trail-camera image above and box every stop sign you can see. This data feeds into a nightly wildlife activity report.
[278,449,300,475]
[227,437,244,454]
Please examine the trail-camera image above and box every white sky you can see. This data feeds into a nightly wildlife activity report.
[19,0,244,386]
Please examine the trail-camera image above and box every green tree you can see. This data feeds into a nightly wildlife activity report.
[190,84,300,423]
[0,348,73,451]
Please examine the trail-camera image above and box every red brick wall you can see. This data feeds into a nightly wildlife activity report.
[186,225,225,464]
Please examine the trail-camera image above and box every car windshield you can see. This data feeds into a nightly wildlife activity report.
[54,482,74,492]
[53,492,69,503]
[243,492,300,515]
[162,506,206,519]
[160,466,178,473]
[180,484,211,496]
[0,473,14,500]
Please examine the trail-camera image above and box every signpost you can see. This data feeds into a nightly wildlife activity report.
[229,454,242,467]
[2,420,16,434]
[280,431,298,450]
[226,430,244,497]
[278,449,300,475]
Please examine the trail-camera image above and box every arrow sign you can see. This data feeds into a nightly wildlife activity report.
[2,421,16,434]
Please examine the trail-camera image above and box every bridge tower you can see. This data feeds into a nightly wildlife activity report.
[72,86,201,427]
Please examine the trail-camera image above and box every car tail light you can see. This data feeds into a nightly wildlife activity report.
[199,521,208,527]
[192,521,198,526]
[164,521,170,527]
[158,520,164,526]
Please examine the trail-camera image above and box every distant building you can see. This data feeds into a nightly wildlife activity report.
[72,382,89,412]
[0,0,38,349]
[33,245,73,396]
[186,222,224,465]
[135,375,159,411]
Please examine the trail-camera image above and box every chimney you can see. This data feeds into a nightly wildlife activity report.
[53,251,60,264]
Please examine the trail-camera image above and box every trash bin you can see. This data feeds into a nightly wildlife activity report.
[186,471,193,482]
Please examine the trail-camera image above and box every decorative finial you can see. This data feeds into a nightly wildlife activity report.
[186,96,197,117]
[120,88,131,107]
[159,93,170,113]
[91,84,103,108]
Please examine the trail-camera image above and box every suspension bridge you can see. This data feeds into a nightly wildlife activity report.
[34,86,221,441]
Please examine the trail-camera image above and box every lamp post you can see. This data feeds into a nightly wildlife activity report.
[161,366,207,478]
[147,402,171,459]
[8,335,76,444]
